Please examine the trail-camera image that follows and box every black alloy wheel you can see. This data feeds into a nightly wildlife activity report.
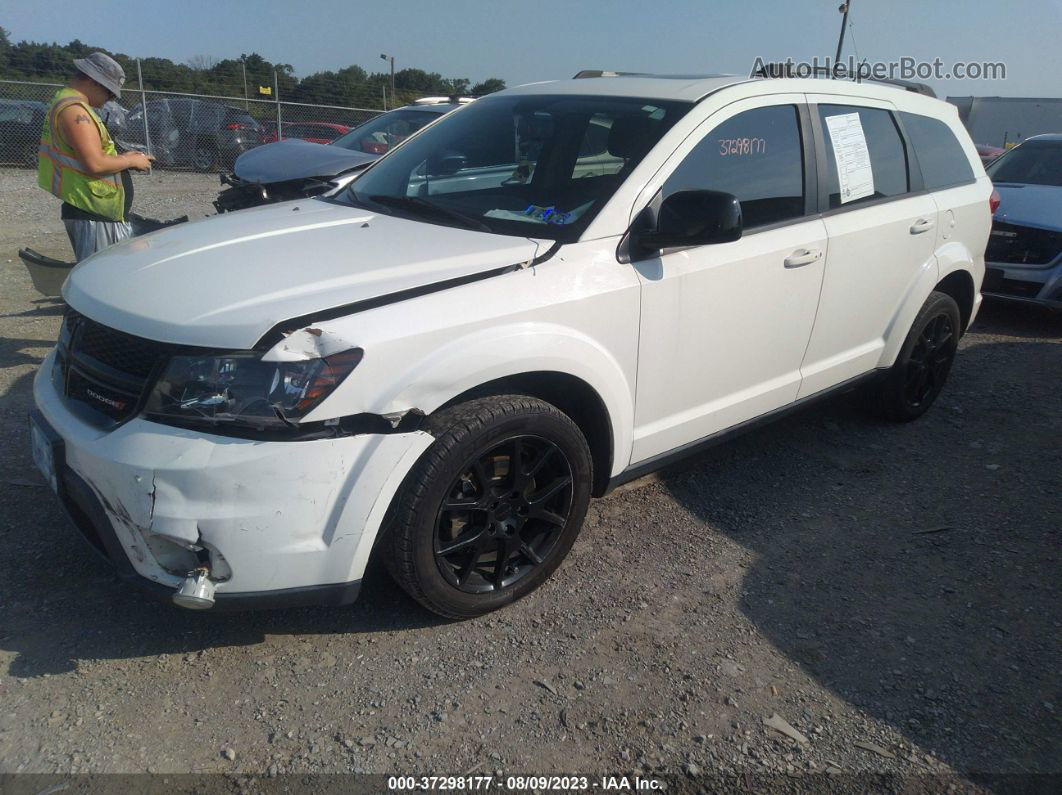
[902,311,956,411]
[870,290,962,422]
[434,434,574,593]
[385,395,592,619]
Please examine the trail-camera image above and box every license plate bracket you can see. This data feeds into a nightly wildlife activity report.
[29,411,63,494]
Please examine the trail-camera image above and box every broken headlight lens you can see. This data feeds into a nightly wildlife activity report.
[144,348,363,430]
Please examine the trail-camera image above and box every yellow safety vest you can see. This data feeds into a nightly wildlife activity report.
[38,88,126,222]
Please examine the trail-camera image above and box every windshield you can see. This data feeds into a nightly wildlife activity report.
[332,109,443,154]
[986,141,1062,187]
[333,94,690,241]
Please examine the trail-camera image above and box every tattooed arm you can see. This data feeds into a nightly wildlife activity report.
[57,105,153,176]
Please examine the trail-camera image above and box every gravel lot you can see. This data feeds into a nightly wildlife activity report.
[0,167,1059,788]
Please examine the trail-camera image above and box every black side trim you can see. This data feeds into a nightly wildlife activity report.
[144,408,426,442]
[210,580,362,611]
[255,265,520,350]
[797,102,820,216]
[604,370,884,493]
[890,109,926,194]
[18,247,76,268]
[531,240,563,266]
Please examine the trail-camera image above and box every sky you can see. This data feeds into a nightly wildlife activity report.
[4,0,1061,98]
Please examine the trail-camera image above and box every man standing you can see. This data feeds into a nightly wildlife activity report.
[37,52,153,261]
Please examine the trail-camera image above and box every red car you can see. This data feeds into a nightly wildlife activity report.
[976,143,1005,166]
[261,121,351,145]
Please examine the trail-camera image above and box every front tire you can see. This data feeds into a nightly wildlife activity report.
[870,291,961,422]
[385,395,592,619]
[192,143,218,171]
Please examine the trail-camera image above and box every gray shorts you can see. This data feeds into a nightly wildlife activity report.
[63,218,133,263]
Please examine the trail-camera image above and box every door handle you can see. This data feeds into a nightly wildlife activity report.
[910,218,936,234]
[783,248,822,268]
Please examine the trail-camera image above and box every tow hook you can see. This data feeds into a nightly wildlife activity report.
[173,566,216,610]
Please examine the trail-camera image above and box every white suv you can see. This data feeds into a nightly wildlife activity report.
[31,74,991,617]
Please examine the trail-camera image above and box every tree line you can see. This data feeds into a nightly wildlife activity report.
[0,28,506,109]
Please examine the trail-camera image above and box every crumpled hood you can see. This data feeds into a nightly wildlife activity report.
[64,200,542,349]
[233,139,376,184]
[993,183,1062,233]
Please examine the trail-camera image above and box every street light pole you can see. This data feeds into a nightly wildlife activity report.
[834,1,852,75]
[380,53,395,108]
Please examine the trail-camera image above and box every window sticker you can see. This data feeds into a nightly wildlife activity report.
[824,113,875,203]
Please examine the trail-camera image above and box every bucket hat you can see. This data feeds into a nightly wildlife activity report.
[73,52,126,99]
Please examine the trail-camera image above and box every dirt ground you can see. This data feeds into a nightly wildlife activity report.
[0,168,1059,788]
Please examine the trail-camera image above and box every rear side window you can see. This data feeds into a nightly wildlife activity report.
[224,109,257,127]
[169,100,193,128]
[901,112,975,189]
[818,105,908,208]
[663,104,806,229]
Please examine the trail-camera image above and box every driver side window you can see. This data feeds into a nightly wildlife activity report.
[663,104,806,229]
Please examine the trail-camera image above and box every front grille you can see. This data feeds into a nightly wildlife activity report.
[76,317,161,378]
[985,221,1061,267]
[58,309,171,425]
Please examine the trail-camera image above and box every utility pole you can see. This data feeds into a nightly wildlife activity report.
[834,1,852,75]
[274,70,282,141]
[136,58,152,165]
[380,53,395,107]
[241,59,248,110]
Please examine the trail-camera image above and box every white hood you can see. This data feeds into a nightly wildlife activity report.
[64,199,542,349]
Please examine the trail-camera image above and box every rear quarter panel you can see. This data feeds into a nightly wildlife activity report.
[879,113,992,365]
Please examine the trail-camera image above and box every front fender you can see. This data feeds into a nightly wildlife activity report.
[376,323,635,478]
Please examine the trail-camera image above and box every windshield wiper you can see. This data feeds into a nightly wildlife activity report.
[365,194,492,233]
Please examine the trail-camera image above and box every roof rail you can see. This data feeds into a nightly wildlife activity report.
[572,70,649,79]
[752,63,936,98]
[412,95,475,105]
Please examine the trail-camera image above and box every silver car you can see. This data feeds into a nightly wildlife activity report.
[983,134,1062,310]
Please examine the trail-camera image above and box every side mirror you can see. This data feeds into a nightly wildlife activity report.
[637,190,742,252]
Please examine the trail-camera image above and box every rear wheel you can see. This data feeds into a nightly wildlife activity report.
[192,143,218,171]
[869,291,961,422]
[385,395,592,619]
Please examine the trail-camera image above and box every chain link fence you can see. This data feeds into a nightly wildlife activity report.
[0,74,383,172]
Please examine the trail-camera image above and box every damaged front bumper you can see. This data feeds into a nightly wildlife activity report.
[32,353,433,610]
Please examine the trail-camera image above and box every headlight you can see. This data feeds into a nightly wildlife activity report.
[144,348,363,430]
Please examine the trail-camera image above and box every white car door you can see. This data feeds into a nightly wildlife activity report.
[630,96,828,464]
[797,97,940,397]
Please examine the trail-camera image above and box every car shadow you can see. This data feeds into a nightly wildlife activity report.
[0,339,49,417]
[0,336,50,369]
[0,539,445,678]
[651,330,1061,776]
[0,296,65,320]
